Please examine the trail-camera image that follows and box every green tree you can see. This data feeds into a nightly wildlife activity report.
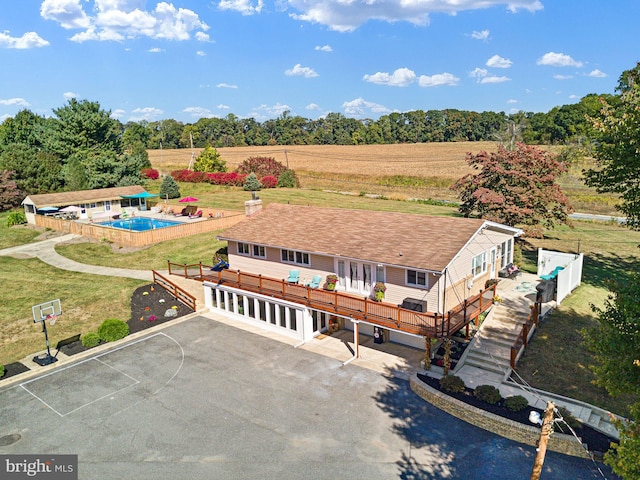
[451,143,574,236]
[243,172,262,199]
[193,146,226,173]
[584,274,640,479]
[585,62,640,229]
[159,175,180,199]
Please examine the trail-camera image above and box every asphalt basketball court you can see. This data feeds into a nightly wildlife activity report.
[0,315,608,480]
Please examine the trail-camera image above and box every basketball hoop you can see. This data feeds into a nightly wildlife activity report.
[47,314,57,326]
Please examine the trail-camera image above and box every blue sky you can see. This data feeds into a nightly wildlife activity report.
[1,0,638,124]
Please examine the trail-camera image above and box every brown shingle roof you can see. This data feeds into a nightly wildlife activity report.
[22,186,146,207]
[218,204,489,272]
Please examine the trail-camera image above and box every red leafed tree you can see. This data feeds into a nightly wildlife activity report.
[451,143,574,236]
[0,170,24,212]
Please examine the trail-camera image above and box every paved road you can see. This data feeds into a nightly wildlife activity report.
[0,316,612,480]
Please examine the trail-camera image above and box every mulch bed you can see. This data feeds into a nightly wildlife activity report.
[417,373,616,455]
[0,362,30,381]
[40,283,195,358]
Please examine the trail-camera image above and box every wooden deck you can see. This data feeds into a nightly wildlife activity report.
[167,261,496,339]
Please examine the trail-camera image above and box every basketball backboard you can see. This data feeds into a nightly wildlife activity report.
[32,299,62,323]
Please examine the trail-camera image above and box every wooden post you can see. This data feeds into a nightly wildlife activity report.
[530,401,555,480]
[443,338,451,375]
[424,337,432,371]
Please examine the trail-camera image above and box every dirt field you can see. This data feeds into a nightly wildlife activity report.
[147,142,615,212]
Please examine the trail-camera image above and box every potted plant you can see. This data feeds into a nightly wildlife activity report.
[325,274,338,291]
[373,282,386,301]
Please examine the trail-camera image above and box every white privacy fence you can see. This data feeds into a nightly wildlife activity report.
[537,249,584,305]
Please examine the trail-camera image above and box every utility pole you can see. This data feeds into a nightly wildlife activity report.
[530,401,556,480]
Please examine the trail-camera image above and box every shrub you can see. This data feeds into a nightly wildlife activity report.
[504,395,529,412]
[6,211,26,226]
[439,375,465,393]
[474,384,502,404]
[97,318,129,343]
[141,168,159,180]
[81,332,101,348]
[236,156,287,178]
[0,364,4,377]
[243,172,262,192]
[171,169,206,183]
[205,172,247,186]
[260,175,277,188]
[277,169,300,188]
[557,406,582,430]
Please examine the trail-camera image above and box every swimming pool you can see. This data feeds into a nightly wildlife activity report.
[97,217,182,231]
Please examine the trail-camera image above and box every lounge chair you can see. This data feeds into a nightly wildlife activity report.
[287,270,300,283]
[540,266,564,281]
[188,210,203,219]
[174,207,188,217]
[305,275,322,289]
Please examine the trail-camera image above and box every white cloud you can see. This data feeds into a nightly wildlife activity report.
[0,98,30,106]
[112,109,126,119]
[470,29,489,41]
[537,52,583,67]
[0,114,11,122]
[217,104,230,109]
[486,54,512,68]
[418,72,459,87]
[569,94,579,100]
[315,45,332,52]
[218,0,264,15]
[588,69,607,78]
[42,0,210,43]
[148,47,164,53]
[63,92,78,100]
[469,67,510,84]
[0,31,50,49]
[40,0,92,29]
[183,106,215,118]
[285,64,319,78]
[129,106,163,121]
[195,31,211,42]
[288,0,542,32]
[248,103,292,120]
[196,50,206,56]
[553,74,572,80]
[363,67,416,87]
[217,83,238,89]
[507,99,518,104]
[306,103,321,110]
[342,97,390,117]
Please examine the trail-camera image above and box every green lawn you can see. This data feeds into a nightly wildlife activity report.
[2,188,640,419]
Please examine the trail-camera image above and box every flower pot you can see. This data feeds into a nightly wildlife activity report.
[374,291,385,302]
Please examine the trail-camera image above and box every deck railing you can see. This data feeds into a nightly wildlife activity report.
[510,299,541,368]
[152,270,197,311]
[167,261,497,338]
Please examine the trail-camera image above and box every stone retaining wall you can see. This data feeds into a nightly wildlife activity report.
[410,374,590,459]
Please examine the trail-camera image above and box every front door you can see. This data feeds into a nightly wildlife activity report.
[489,247,497,279]
[340,261,374,295]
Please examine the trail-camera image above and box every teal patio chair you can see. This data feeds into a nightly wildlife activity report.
[287,269,300,283]
[305,275,322,289]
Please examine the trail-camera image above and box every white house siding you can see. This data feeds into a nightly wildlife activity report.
[383,266,440,312]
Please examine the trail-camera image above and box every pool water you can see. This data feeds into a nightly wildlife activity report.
[98,217,182,231]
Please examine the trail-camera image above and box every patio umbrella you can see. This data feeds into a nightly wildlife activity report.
[38,206,59,213]
[179,196,199,203]
[60,205,82,212]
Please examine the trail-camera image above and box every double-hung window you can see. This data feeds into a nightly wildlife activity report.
[253,245,266,258]
[237,242,250,256]
[281,249,310,266]
[472,252,487,277]
[407,269,427,287]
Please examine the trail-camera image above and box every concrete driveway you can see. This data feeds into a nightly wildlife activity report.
[0,315,611,479]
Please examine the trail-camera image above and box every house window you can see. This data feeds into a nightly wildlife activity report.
[253,245,266,258]
[281,249,310,266]
[376,264,386,284]
[472,252,487,277]
[407,269,427,287]
[237,242,250,255]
